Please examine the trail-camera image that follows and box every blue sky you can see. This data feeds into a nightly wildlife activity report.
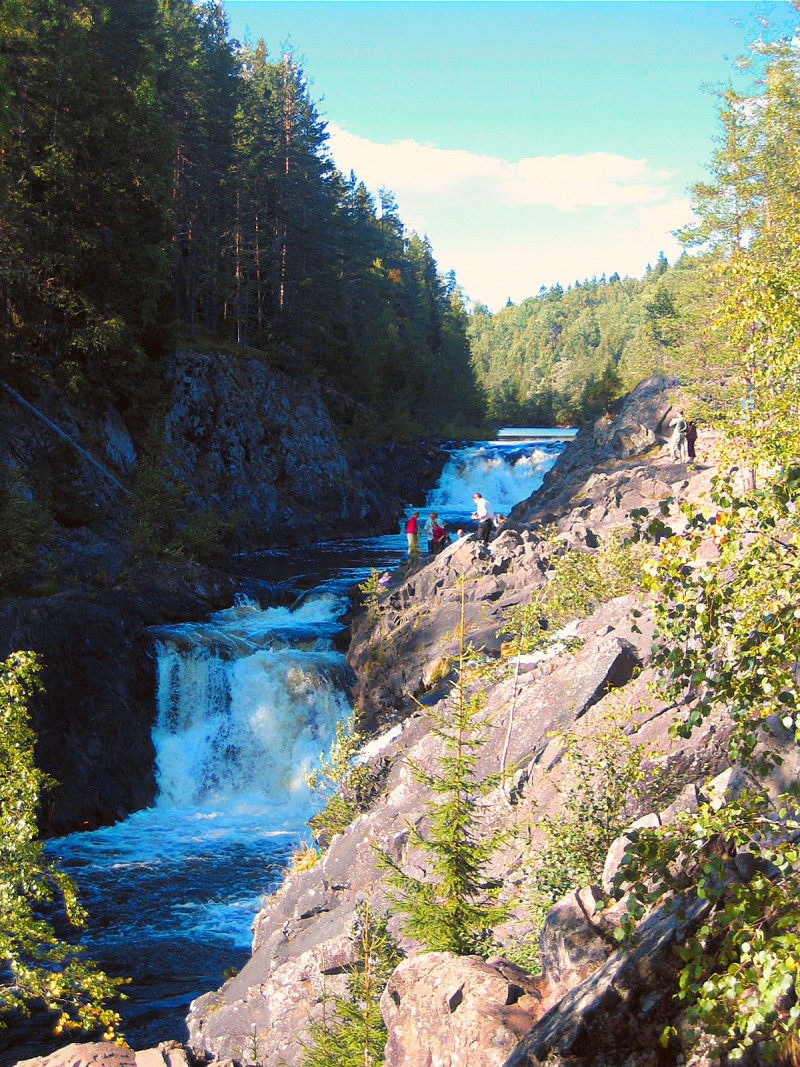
[222,1,795,310]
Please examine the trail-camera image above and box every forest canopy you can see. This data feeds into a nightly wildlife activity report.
[2,0,791,444]
[0,0,485,439]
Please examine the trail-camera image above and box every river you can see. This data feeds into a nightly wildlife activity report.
[6,434,568,1065]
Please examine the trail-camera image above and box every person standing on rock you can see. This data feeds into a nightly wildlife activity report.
[669,410,688,462]
[424,512,439,555]
[405,511,420,558]
[685,420,698,461]
[471,492,494,545]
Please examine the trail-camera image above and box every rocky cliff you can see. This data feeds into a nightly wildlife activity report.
[0,351,446,833]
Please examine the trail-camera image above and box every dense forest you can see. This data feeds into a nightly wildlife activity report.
[0,0,755,449]
[467,250,729,425]
[0,0,760,445]
[0,0,485,440]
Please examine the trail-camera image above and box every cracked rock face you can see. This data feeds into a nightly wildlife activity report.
[381,953,542,1067]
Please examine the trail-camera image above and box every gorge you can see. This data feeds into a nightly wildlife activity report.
[12,375,799,1067]
[3,431,564,1065]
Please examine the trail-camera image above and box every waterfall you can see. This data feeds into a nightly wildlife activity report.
[150,594,352,814]
[44,591,354,1049]
[414,436,563,532]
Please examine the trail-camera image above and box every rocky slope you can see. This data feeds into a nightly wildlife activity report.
[15,376,797,1067]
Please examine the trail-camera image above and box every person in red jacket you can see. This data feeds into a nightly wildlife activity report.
[405,511,420,557]
[432,517,449,554]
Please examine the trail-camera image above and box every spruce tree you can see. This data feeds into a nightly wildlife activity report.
[300,899,400,1067]
[378,579,507,956]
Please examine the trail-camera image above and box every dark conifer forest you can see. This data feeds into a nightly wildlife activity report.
[0,0,486,439]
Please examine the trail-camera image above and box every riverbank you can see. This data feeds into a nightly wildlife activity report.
[174,376,754,1067]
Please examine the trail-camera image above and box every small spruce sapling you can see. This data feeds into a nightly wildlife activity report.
[300,898,401,1067]
[377,578,508,955]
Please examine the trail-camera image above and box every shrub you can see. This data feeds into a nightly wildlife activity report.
[611,789,800,1063]
[306,713,374,845]
[505,706,650,973]
[0,477,52,595]
[0,651,124,1037]
[500,528,649,656]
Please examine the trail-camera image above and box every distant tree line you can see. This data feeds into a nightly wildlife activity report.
[0,0,484,439]
[466,250,730,427]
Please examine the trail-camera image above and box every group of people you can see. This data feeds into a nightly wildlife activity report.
[668,410,698,463]
[404,491,497,559]
[404,510,449,557]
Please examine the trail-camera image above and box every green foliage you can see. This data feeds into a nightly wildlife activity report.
[170,505,239,563]
[0,477,53,596]
[611,789,800,1062]
[289,841,321,873]
[467,255,717,427]
[129,454,188,557]
[500,528,648,656]
[0,0,174,406]
[506,708,649,973]
[378,581,507,956]
[300,898,401,1067]
[0,651,124,1037]
[613,35,800,1061]
[0,3,484,444]
[129,448,235,563]
[306,713,374,845]
[356,569,383,625]
[639,478,800,766]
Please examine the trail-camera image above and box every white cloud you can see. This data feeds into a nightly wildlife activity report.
[329,124,673,210]
[506,154,664,210]
[329,125,498,194]
[326,124,695,311]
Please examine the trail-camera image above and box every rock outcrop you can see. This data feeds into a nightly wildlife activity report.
[161,351,447,548]
[381,954,541,1067]
[13,1041,191,1067]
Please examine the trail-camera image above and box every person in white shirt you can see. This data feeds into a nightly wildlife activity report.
[471,492,494,545]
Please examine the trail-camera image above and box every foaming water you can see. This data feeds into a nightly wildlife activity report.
[421,437,563,530]
[42,590,353,1054]
[23,431,567,1061]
